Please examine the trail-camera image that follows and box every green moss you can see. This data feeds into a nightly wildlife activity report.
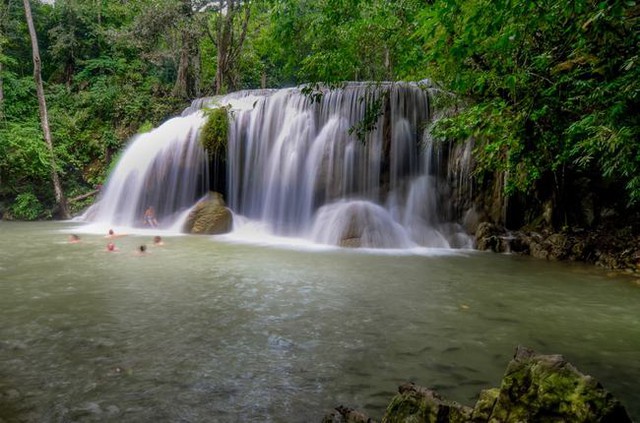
[382,386,472,423]
[200,106,229,159]
[488,350,631,422]
[137,120,154,134]
[471,388,499,421]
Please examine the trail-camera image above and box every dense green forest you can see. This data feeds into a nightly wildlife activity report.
[0,0,638,222]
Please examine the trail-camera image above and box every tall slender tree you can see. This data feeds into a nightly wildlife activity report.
[206,0,251,94]
[0,1,7,119]
[172,0,201,98]
[22,0,70,219]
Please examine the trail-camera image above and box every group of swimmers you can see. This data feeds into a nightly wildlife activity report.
[67,207,162,252]
[68,230,164,255]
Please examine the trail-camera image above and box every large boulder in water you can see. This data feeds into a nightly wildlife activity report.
[183,192,233,235]
[310,200,413,249]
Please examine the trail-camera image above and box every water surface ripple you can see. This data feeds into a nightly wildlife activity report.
[1,222,639,421]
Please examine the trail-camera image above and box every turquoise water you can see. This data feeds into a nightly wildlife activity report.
[1,221,639,421]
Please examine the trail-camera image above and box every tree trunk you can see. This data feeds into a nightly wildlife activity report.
[0,5,4,116]
[214,0,227,95]
[23,0,70,219]
[215,42,225,94]
[0,61,4,119]
[173,0,199,99]
[173,31,191,98]
[211,0,250,95]
[193,46,201,97]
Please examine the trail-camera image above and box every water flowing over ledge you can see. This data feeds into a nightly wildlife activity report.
[82,82,473,250]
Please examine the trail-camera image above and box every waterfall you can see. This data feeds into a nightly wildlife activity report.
[85,82,472,249]
[85,112,209,229]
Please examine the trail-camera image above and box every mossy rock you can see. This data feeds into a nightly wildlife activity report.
[323,405,376,423]
[183,192,233,235]
[484,346,631,422]
[200,106,229,159]
[470,388,499,421]
[339,237,362,248]
[381,383,472,423]
[328,346,631,423]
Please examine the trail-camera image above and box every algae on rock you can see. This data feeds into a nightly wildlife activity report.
[183,192,232,235]
[199,106,229,159]
[324,346,632,423]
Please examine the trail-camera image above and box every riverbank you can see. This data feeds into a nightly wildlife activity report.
[475,220,640,277]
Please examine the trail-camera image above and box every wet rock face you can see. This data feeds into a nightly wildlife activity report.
[475,221,640,273]
[182,192,233,235]
[474,222,509,252]
[324,346,632,423]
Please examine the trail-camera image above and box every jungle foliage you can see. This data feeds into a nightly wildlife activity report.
[417,0,640,210]
[0,0,638,221]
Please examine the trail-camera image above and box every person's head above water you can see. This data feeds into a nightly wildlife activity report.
[107,242,116,251]
[108,229,114,236]
[139,245,146,253]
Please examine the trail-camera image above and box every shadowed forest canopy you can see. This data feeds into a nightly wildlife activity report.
[0,0,638,223]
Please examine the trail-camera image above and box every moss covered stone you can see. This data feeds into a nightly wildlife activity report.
[381,383,472,423]
[470,388,499,421]
[485,346,631,422]
[199,106,229,158]
[325,346,632,423]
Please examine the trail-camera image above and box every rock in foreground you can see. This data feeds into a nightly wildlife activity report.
[472,346,631,422]
[325,346,631,423]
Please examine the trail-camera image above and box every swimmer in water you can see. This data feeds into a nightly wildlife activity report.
[105,229,127,239]
[68,234,81,244]
[153,236,164,246]
[106,242,118,252]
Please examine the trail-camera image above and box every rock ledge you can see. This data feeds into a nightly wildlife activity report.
[323,346,631,423]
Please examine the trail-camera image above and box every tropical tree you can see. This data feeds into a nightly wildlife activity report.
[22,0,70,218]
[414,0,640,224]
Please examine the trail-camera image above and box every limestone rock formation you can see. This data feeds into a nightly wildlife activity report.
[475,221,640,273]
[322,405,376,423]
[472,346,631,422]
[474,222,509,252]
[182,192,233,235]
[381,383,472,423]
[324,346,632,423]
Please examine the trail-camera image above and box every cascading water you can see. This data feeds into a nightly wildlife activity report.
[85,112,209,229]
[85,82,472,249]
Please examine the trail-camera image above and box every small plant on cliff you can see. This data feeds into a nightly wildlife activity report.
[200,106,230,159]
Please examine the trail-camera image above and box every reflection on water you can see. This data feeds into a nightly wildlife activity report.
[1,221,639,422]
